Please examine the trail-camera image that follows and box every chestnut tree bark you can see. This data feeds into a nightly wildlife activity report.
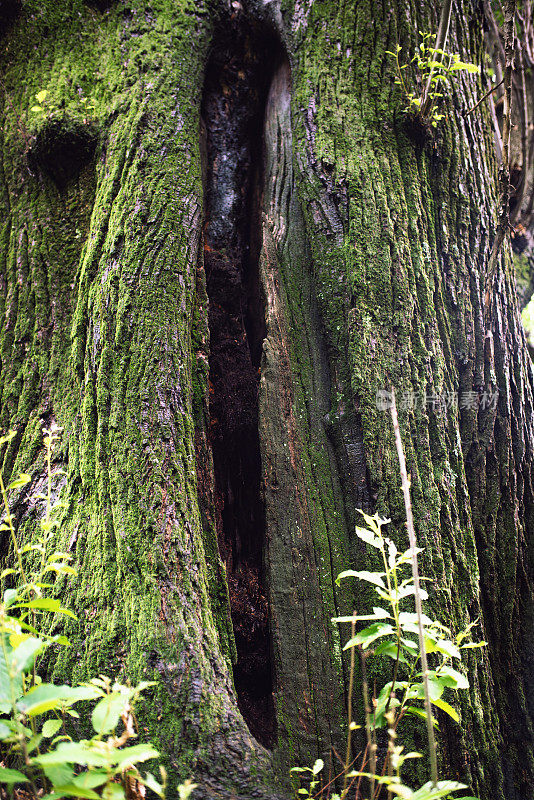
[0,0,533,798]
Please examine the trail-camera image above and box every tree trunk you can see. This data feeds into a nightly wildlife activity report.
[1,1,533,798]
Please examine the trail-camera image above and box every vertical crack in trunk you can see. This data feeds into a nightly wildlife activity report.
[200,19,281,750]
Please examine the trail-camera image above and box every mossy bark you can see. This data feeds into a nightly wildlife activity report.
[0,1,533,799]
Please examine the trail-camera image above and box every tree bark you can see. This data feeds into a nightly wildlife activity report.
[1,1,533,799]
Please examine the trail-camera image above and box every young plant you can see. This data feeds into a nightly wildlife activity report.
[0,427,194,799]
[386,33,480,127]
[30,88,97,123]
[291,513,482,799]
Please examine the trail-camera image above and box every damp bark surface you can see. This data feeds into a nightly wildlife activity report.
[201,22,279,749]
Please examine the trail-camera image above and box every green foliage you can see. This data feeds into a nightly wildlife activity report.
[386,33,480,127]
[335,513,485,731]
[0,427,195,800]
[291,512,484,800]
[30,88,97,122]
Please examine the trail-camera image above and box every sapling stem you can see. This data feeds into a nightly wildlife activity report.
[360,645,376,800]
[342,614,356,799]
[390,387,438,787]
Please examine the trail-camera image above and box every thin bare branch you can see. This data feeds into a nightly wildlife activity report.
[465,76,504,116]
[390,388,438,787]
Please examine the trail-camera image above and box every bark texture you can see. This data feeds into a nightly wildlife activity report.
[0,1,533,799]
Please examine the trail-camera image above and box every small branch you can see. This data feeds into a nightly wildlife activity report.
[489,91,503,163]
[342,615,357,799]
[360,646,377,800]
[484,0,517,321]
[390,388,438,787]
[465,76,504,116]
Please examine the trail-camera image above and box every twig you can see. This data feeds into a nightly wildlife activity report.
[465,76,504,116]
[390,388,438,787]
[342,615,356,799]
[360,646,377,800]
[315,752,363,799]
[484,0,517,320]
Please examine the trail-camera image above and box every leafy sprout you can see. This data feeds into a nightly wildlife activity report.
[386,33,480,127]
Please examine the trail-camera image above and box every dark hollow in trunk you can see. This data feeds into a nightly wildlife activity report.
[200,19,283,750]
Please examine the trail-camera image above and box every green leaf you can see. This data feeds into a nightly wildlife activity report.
[337,570,386,588]
[427,677,445,700]
[3,589,18,608]
[388,785,414,799]
[42,786,101,800]
[18,543,44,555]
[359,511,390,532]
[42,763,74,788]
[312,759,324,775]
[10,637,45,672]
[404,706,438,727]
[374,641,410,664]
[42,719,63,738]
[344,622,395,650]
[428,638,461,659]
[35,90,49,103]
[48,552,73,563]
[355,526,381,549]
[142,772,165,798]
[18,683,100,716]
[332,607,391,623]
[13,598,77,619]
[449,61,480,73]
[36,740,158,770]
[0,635,22,705]
[52,634,72,647]
[113,743,159,766]
[432,666,469,690]
[44,563,78,576]
[431,697,459,722]
[103,784,125,800]
[32,741,110,768]
[7,473,31,490]
[91,691,129,734]
[72,772,109,790]
[0,721,12,739]
[395,585,428,601]
[0,767,29,784]
[398,611,434,625]
[411,780,468,800]
[0,569,16,579]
